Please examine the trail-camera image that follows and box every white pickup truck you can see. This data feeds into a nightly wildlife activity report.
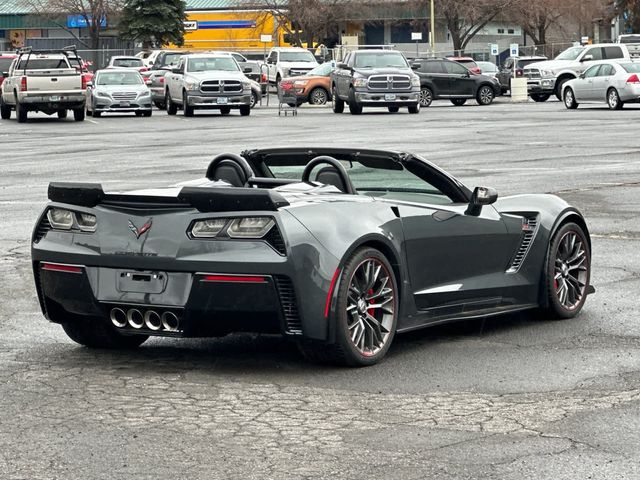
[0,47,86,122]
[523,43,632,101]
[264,47,319,84]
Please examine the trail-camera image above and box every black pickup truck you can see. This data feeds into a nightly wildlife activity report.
[331,50,421,115]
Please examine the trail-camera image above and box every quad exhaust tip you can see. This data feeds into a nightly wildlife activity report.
[161,311,180,332]
[109,308,127,328]
[144,310,162,331]
[110,307,180,332]
[127,309,144,329]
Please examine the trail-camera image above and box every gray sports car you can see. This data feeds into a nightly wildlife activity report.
[31,148,594,366]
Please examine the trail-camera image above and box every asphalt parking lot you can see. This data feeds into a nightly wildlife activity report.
[1,98,639,479]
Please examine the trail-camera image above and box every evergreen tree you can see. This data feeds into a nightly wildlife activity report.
[119,0,187,48]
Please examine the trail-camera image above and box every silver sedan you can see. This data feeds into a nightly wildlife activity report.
[86,69,153,118]
[562,61,640,110]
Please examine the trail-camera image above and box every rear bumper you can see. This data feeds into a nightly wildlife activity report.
[19,93,85,110]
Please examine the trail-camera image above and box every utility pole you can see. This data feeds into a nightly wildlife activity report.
[430,0,436,57]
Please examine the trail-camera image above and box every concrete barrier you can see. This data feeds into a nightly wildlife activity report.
[511,78,529,103]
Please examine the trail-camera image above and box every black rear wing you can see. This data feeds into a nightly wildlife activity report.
[48,183,289,212]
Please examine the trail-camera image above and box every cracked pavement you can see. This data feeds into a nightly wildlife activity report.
[1,99,639,479]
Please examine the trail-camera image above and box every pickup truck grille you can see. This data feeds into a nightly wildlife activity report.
[524,69,541,79]
[200,80,243,93]
[368,75,411,91]
[111,92,138,101]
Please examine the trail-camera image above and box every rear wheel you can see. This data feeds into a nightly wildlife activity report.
[57,109,67,119]
[388,106,400,113]
[0,97,11,120]
[62,317,148,349]
[419,87,433,107]
[530,93,550,102]
[299,247,398,366]
[239,104,251,116]
[563,87,578,109]
[450,98,467,106]
[166,91,177,115]
[183,91,194,117]
[476,85,495,105]
[541,222,591,319]
[607,88,623,110]
[332,85,344,113]
[348,88,363,115]
[73,107,85,122]
[17,101,28,123]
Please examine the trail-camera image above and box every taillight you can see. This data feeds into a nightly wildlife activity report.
[81,74,87,90]
[627,74,640,84]
[261,73,267,83]
[516,68,523,77]
[20,76,27,91]
[159,76,164,84]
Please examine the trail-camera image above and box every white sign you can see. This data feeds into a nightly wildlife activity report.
[490,43,499,56]
[509,43,519,57]
[260,34,273,43]
[411,32,423,41]
[581,36,590,44]
[184,21,198,31]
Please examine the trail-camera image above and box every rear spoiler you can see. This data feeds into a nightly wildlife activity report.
[48,182,289,212]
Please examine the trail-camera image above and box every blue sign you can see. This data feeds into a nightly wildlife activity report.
[197,20,257,30]
[67,15,107,28]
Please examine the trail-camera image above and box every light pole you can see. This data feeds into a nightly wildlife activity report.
[430,0,436,57]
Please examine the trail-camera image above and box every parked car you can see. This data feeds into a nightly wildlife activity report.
[1,47,86,122]
[164,53,252,116]
[562,61,640,110]
[85,69,152,118]
[448,56,482,75]
[107,56,148,73]
[0,54,17,87]
[143,50,188,109]
[331,49,421,115]
[33,147,594,366]
[279,61,335,106]
[476,61,498,76]
[265,47,319,84]
[497,55,547,94]
[413,58,501,107]
[136,50,161,68]
[524,44,631,101]
[212,51,267,94]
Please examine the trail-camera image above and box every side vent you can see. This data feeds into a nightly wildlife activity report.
[264,226,286,255]
[33,215,52,243]
[507,215,539,273]
[274,275,302,334]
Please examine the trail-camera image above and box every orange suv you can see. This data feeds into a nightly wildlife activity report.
[278,61,335,106]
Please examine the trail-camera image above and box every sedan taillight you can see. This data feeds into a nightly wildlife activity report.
[627,74,640,84]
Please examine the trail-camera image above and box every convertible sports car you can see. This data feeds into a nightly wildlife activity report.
[31,148,593,366]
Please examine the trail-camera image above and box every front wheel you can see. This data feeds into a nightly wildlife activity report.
[476,85,495,105]
[62,318,148,349]
[450,98,467,106]
[408,103,420,114]
[348,88,363,115]
[563,88,578,109]
[388,106,400,113]
[419,87,433,107]
[541,222,591,319]
[250,91,258,108]
[607,88,623,110]
[220,106,231,115]
[239,104,251,116]
[300,247,398,366]
[166,91,177,115]
[530,93,550,102]
[332,85,344,113]
[183,92,194,117]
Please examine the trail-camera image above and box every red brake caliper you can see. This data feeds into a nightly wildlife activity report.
[367,288,375,317]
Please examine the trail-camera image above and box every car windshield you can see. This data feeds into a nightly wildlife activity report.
[280,51,316,62]
[96,72,143,85]
[518,58,546,68]
[162,53,183,67]
[187,57,239,72]
[354,53,408,68]
[16,58,69,70]
[555,47,584,61]
[620,63,640,73]
[619,35,640,43]
[306,62,334,76]
[0,58,14,72]
[113,58,143,68]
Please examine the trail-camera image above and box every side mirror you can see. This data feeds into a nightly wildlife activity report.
[463,70,471,77]
[411,63,421,70]
[337,62,349,70]
[581,54,594,62]
[243,67,253,73]
[267,58,275,65]
[579,73,586,79]
[1,72,7,77]
[466,186,498,215]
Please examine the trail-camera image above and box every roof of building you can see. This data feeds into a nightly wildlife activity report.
[0,0,38,15]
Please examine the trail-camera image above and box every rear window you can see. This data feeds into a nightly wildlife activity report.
[0,58,14,72]
[457,59,478,68]
[604,46,624,59]
[16,58,70,70]
[619,35,640,44]
[161,53,183,67]
[620,63,640,73]
[113,58,143,67]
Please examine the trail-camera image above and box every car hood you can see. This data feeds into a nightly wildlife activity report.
[186,71,246,81]
[525,59,576,71]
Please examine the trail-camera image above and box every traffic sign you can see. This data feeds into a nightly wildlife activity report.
[411,32,423,41]
[490,43,499,56]
[510,43,519,57]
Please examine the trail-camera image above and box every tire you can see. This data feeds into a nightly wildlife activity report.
[220,106,231,115]
[388,106,400,113]
[476,85,495,105]
[183,91,194,117]
[563,87,578,109]
[166,91,177,115]
[57,109,67,119]
[135,111,143,117]
[530,93,550,102]
[607,88,623,110]
[0,97,11,120]
[276,74,281,86]
[332,85,344,113]
[62,317,148,349]
[17,101,28,123]
[541,222,591,319]
[555,78,571,100]
[309,87,329,105]
[93,110,102,118]
[250,91,258,109]
[450,98,467,106]
[143,110,152,117]
[408,103,420,114]
[299,247,398,367]
[73,107,85,122]
[154,100,166,110]
[419,87,433,107]
[348,88,363,115]
[239,104,251,116]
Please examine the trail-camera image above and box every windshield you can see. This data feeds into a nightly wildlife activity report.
[306,62,334,76]
[354,52,408,68]
[619,35,640,44]
[113,58,143,68]
[0,58,14,72]
[17,58,70,70]
[280,51,316,62]
[96,72,143,85]
[555,47,584,61]
[187,57,239,72]
[162,53,183,67]
[621,63,640,73]
[518,58,546,68]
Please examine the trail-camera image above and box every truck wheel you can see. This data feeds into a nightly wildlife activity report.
[250,91,258,108]
[555,78,571,100]
[239,104,251,116]
[220,106,231,115]
[388,106,400,113]
[166,91,177,115]
[17,102,28,123]
[73,107,85,122]
[348,88,363,115]
[332,86,344,113]
[183,92,194,117]
[408,103,420,114]
[530,93,550,102]
[62,317,148,350]
[143,110,152,117]
[1,97,12,120]
[57,109,67,119]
